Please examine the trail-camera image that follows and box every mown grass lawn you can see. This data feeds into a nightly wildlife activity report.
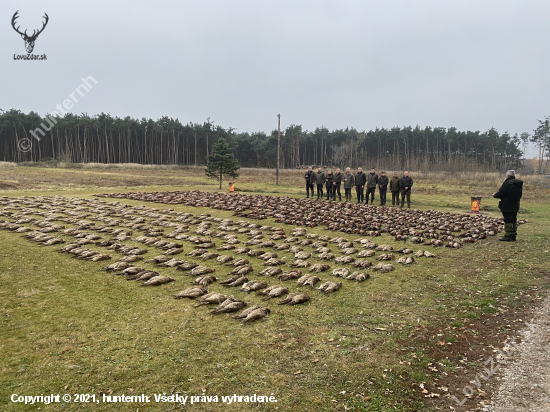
[1,166,549,411]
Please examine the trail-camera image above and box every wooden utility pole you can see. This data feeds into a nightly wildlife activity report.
[276,114,281,185]
[205,117,211,164]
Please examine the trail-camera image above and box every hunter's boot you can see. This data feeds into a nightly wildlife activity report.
[306,190,310,199]
[512,223,518,241]
[499,223,515,241]
[339,195,342,201]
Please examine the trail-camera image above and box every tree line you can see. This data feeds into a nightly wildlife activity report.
[1,109,548,172]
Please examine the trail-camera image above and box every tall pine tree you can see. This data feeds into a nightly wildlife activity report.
[205,137,240,189]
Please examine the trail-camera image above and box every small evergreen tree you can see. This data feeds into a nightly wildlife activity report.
[205,137,240,189]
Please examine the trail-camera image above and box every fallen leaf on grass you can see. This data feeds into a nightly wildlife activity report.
[424,393,440,398]
[294,370,302,375]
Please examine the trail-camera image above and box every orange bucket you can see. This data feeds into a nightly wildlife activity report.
[470,197,481,213]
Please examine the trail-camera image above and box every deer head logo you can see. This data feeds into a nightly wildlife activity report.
[11,11,49,54]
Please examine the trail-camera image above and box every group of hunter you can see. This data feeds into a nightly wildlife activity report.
[303,167,414,208]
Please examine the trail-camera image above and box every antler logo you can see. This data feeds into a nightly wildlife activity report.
[11,11,49,54]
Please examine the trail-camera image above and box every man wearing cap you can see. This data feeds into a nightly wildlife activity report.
[493,170,523,241]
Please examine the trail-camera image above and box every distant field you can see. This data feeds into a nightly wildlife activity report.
[1,164,549,412]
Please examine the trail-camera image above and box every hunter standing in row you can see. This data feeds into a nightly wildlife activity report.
[325,169,334,201]
[378,171,389,206]
[390,172,400,206]
[315,167,325,199]
[493,169,523,241]
[332,168,343,201]
[303,167,412,207]
[354,167,366,203]
[366,168,379,205]
[399,171,413,208]
[304,166,315,198]
[343,167,354,201]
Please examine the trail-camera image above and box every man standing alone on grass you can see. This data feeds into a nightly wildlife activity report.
[315,167,325,200]
[343,167,354,202]
[493,170,523,241]
[304,166,315,198]
[366,168,379,205]
[355,167,366,204]
[378,171,389,206]
[390,172,400,206]
[399,171,413,208]
[325,169,334,201]
[333,168,343,201]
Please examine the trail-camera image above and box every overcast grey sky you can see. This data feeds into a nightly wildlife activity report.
[1,0,548,155]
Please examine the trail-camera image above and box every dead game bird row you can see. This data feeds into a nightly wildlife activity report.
[95,190,528,243]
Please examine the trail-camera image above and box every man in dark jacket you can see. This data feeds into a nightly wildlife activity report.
[493,170,523,241]
[389,172,400,206]
[343,167,354,202]
[325,169,334,201]
[354,167,366,204]
[378,171,389,206]
[399,171,413,208]
[315,167,325,200]
[366,168,379,205]
[303,166,315,198]
[332,168,343,201]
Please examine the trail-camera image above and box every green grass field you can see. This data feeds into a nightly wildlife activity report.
[1,165,549,412]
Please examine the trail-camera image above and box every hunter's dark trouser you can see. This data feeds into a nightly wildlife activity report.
[400,190,411,207]
[379,189,387,205]
[391,191,399,205]
[502,212,517,224]
[355,187,364,203]
[316,184,323,198]
[366,187,376,203]
[306,183,314,197]
[334,184,341,199]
